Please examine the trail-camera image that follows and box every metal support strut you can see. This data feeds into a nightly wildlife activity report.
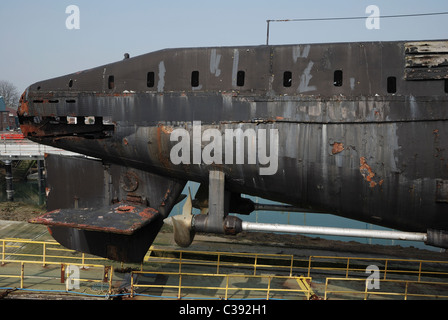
[4,160,14,201]
[192,170,242,235]
[171,170,243,247]
[193,170,229,234]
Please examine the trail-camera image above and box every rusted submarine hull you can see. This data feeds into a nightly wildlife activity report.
[17,40,448,260]
[28,118,448,233]
[34,154,186,262]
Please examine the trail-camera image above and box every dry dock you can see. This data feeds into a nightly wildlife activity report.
[0,219,447,300]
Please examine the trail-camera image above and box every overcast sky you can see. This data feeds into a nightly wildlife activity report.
[1,0,448,94]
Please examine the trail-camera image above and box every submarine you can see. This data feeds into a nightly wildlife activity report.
[17,40,448,262]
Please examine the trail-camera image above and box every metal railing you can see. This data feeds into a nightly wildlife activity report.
[1,238,108,266]
[145,248,295,276]
[130,271,312,300]
[0,238,447,300]
[324,277,448,300]
[0,238,310,299]
[0,260,113,293]
[306,255,448,282]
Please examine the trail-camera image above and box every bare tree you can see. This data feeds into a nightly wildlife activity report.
[0,80,20,110]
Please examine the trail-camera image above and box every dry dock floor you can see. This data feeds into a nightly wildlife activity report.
[0,220,447,300]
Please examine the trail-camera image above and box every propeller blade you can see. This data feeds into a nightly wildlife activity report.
[172,188,196,247]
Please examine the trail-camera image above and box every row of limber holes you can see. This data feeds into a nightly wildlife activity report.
[106,70,400,93]
[107,71,247,89]
[66,116,112,125]
[40,70,448,96]
[32,99,75,104]
[34,115,113,126]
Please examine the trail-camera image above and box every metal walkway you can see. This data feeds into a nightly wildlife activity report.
[0,234,447,300]
[0,137,81,160]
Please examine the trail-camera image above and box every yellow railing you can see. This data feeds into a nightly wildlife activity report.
[324,277,448,300]
[3,238,447,283]
[0,238,447,300]
[145,248,295,276]
[1,238,108,266]
[130,271,312,300]
[0,260,113,293]
[0,238,308,299]
[306,255,448,281]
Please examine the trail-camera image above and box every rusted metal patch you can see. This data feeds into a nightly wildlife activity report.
[331,142,344,155]
[120,171,139,192]
[115,205,136,213]
[405,54,448,68]
[405,41,448,54]
[29,202,159,235]
[159,124,174,134]
[19,123,47,137]
[405,67,448,80]
[405,41,448,80]
[359,157,383,188]
[157,124,173,169]
[138,208,157,219]
[17,91,30,116]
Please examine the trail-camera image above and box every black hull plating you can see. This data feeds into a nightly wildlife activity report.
[18,40,448,236]
[33,119,448,233]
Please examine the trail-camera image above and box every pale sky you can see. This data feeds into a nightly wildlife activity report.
[1,0,448,94]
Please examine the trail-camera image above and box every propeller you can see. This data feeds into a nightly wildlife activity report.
[172,188,196,247]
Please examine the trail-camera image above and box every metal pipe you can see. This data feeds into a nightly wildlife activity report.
[4,160,14,201]
[241,222,428,242]
[266,20,270,45]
